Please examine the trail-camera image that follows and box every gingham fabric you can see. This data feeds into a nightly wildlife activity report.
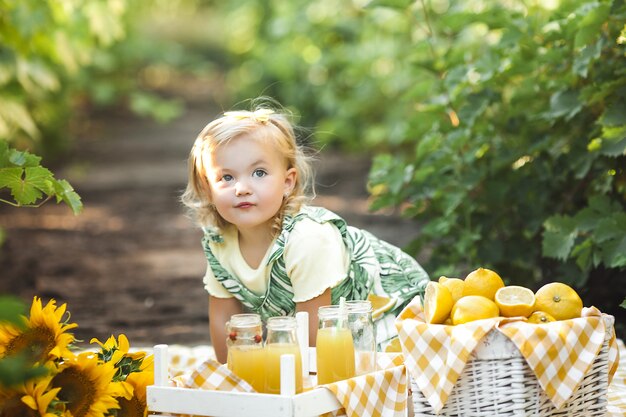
[180,357,255,392]
[395,298,620,414]
[169,349,407,417]
[322,363,407,417]
[607,338,626,417]
[394,297,504,413]
[498,306,613,408]
[142,341,626,414]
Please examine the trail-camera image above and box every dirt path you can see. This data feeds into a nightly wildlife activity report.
[0,105,419,348]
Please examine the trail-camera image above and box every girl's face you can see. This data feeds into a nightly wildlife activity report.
[206,134,296,234]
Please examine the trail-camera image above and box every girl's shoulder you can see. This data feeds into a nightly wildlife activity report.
[201,224,236,245]
[279,205,348,245]
[292,205,346,225]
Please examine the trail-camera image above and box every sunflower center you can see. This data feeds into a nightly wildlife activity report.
[7,327,56,363]
[116,396,145,417]
[52,367,96,417]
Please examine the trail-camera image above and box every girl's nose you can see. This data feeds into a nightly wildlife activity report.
[235,181,251,196]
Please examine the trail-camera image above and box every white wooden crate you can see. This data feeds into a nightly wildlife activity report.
[146,343,345,417]
[146,312,348,417]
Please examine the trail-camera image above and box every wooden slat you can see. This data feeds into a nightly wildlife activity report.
[147,385,342,417]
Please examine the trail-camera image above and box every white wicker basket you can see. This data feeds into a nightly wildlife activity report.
[410,314,614,417]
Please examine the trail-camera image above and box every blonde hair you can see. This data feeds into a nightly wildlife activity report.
[181,101,315,236]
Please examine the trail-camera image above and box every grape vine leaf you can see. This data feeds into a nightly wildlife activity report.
[0,166,54,204]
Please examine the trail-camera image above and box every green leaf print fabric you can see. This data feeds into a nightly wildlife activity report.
[202,206,429,344]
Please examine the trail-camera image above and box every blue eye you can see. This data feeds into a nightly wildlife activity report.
[222,174,233,182]
[252,169,267,178]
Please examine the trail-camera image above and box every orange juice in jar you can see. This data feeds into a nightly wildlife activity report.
[316,305,356,385]
[228,344,266,392]
[264,316,303,394]
[226,314,265,392]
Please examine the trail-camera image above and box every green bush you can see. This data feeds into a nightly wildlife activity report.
[213,0,625,325]
[0,0,197,214]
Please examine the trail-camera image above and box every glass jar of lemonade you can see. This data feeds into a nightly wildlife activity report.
[346,300,376,376]
[226,313,265,392]
[316,305,356,385]
[264,316,303,394]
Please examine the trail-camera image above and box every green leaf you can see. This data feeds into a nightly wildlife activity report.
[600,137,626,156]
[129,92,182,124]
[0,166,53,205]
[599,101,626,127]
[588,194,615,216]
[542,215,578,260]
[574,2,610,49]
[10,149,41,168]
[595,217,625,243]
[601,235,626,267]
[0,141,9,167]
[621,298,626,309]
[365,0,414,9]
[53,179,83,215]
[0,99,39,139]
[546,90,582,120]
[575,207,601,232]
[25,166,55,195]
[571,239,593,271]
[572,40,602,78]
[0,296,26,325]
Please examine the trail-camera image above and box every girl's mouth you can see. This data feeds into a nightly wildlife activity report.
[235,202,254,208]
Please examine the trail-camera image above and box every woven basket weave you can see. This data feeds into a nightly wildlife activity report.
[410,314,614,417]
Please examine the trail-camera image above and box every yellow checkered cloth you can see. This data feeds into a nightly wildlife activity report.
[395,298,619,414]
[498,306,614,408]
[177,357,254,392]
[608,338,626,417]
[321,359,407,417]
[170,350,407,417]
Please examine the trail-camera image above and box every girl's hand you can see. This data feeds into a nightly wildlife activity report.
[209,295,243,363]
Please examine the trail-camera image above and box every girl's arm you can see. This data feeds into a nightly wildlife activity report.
[209,295,243,363]
[296,287,332,347]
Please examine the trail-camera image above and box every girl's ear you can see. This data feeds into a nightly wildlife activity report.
[284,167,297,196]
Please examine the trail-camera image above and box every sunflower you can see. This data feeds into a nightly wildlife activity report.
[91,334,147,367]
[0,376,59,417]
[113,369,153,417]
[0,297,77,365]
[90,334,150,391]
[51,351,130,417]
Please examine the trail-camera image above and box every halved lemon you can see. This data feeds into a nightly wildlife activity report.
[534,282,583,321]
[528,311,556,324]
[423,281,453,324]
[495,286,536,317]
[367,294,396,320]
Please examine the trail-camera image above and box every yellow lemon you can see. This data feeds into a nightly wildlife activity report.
[367,294,396,320]
[534,282,583,321]
[423,281,454,324]
[384,338,402,353]
[438,276,465,303]
[494,286,536,317]
[451,295,500,325]
[527,311,556,324]
[463,268,505,300]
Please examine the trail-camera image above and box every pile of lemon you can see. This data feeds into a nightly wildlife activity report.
[424,268,584,325]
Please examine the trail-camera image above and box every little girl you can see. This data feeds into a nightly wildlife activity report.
[182,101,429,363]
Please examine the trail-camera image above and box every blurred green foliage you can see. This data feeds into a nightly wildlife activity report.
[210,0,625,321]
[0,0,623,322]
